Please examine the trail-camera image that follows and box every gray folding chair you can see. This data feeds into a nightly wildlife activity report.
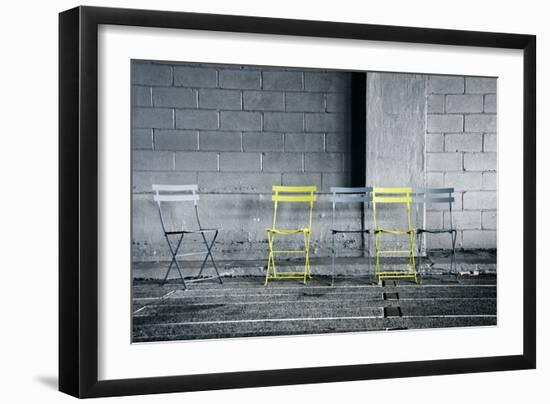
[413,188,457,272]
[153,184,222,289]
[330,187,372,286]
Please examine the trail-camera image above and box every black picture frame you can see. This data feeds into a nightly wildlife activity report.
[59,5,536,398]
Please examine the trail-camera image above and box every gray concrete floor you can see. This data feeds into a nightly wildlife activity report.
[132,252,497,342]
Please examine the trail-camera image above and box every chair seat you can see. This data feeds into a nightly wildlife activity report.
[266,227,310,235]
[165,228,219,235]
[374,228,414,235]
[331,229,370,234]
[416,228,456,234]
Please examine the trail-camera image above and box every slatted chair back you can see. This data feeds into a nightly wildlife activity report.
[412,187,455,229]
[271,185,317,231]
[152,184,202,233]
[372,187,414,231]
[330,186,372,228]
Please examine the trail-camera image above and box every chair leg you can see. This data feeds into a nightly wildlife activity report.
[450,230,457,273]
[197,230,223,284]
[265,232,274,286]
[331,231,336,286]
[162,233,187,289]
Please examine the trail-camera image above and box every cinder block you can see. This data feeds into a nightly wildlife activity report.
[482,211,497,230]
[282,172,322,187]
[484,94,497,113]
[463,191,496,210]
[482,172,496,190]
[152,87,197,108]
[198,89,241,110]
[445,94,483,113]
[427,114,463,133]
[285,133,324,152]
[175,110,218,130]
[483,134,497,152]
[198,172,281,193]
[155,130,198,151]
[262,71,303,91]
[174,151,217,171]
[199,131,242,151]
[462,230,496,249]
[285,92,325,112]
[305,152,344,172]
[219,69,261,89]
[132,62,172,86]
[219,152,260,171]
[305,113,346,132]
[445,134,483,152]
[444,172,482,191]
[133,150,173,171]
[446,210,481,230]
[426,133,444,152]
[465,77,497,94]
[132,86,152,106]
[464,153,496,171]
[132,129,153,150]
[426,153,462,172]
[326,93,350,112]
[427,75,464,94]
[243,91,284,111]
[242,132,284,152]
[464,114,497,132]
[220,111,261,131]
[304,72,350,92]
[426,172,444,188]
[427,95,445,113]
[326,133,351,152]
[321,172,351,191]
[264,112,303,132]
[132,171,197,193]
[262,152,302,172]
[174,66,217,88]
[132,108,174,129]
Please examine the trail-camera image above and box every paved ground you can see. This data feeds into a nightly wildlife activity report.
[132,255,497,342]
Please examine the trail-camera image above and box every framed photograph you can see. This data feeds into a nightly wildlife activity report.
[59,5,536,398]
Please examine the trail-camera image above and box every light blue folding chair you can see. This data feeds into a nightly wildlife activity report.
[153,184,222,289]
[330,187,372,286]
[413,188,457,272]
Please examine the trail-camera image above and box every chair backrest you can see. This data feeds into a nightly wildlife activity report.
[330,187,372,229]
[372,187,413,230]
[271,186,317,230]
[412,187,455,228]
[152,184,202,232]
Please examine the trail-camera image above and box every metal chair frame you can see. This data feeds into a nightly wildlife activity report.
[153,184,222,289]
[413,187,457,272]
[330,187,372,286]
[372,187,418,285]
[265,185,317,285]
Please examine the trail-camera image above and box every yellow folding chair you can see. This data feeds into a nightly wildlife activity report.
[265,185,317,285]
[372,187,418,285]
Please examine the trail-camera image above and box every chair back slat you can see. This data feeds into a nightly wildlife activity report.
[372,187,412,204]
[330,186,372,194]
[272,185,317,193]
[152,184,198,192]
[412,187,454,204]
[153,194,200,203]
[272,194,316,203]
[331,195,370,204]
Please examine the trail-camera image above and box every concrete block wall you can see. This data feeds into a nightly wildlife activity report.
[132,61,358,261]
[425,75,497,249]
